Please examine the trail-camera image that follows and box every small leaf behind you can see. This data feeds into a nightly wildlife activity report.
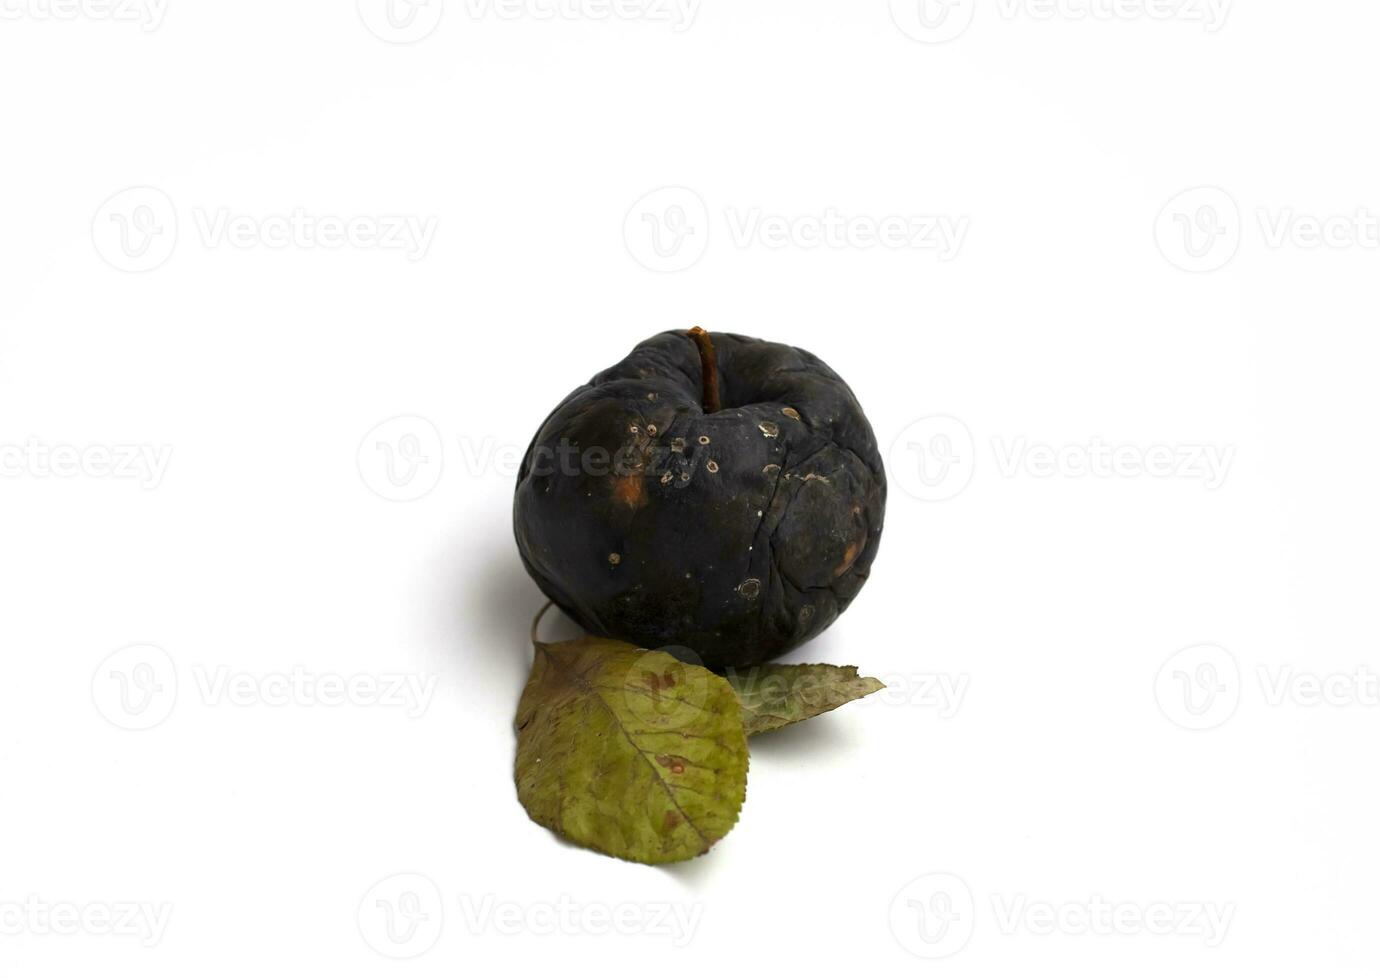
[515,635,748,865]
[725,663,885,736]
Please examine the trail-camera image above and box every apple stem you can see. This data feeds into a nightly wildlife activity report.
[687,326,721,414]
[530,600,554,646]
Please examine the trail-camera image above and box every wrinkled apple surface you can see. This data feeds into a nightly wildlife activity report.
[513,330,886,668]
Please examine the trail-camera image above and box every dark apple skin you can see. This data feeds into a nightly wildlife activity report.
[512,330,886,669]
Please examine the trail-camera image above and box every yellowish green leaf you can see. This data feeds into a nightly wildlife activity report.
[515,633,748,865]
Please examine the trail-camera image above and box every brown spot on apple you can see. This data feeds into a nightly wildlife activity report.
[613,473,645,509]
[833,538,863,577]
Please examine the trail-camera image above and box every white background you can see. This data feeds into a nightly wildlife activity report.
[2,0,1377,976]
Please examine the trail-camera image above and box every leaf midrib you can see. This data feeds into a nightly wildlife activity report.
[538,645,714,851]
